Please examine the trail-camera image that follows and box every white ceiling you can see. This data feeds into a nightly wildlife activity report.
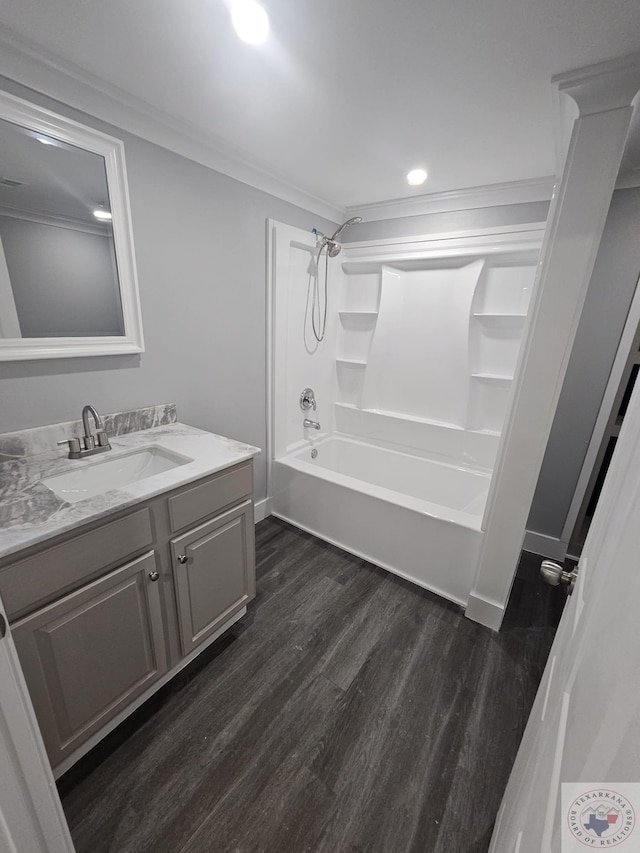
[1,0,639,213]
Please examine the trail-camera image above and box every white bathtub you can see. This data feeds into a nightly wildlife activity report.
[271,434,489,606]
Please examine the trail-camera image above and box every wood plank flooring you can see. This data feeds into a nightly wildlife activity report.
[59,518,562,853]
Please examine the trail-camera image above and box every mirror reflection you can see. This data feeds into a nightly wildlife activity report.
[0,117,125,339]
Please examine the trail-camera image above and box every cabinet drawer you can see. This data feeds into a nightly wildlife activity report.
[0,508,153,621]
[12,550,168,768]
[168,462,252,532]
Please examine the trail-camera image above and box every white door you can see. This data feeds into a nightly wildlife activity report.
[0,595,75,853]
[491,365,640,851]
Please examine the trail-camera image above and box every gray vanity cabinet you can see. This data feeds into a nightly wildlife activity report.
[11,551,168,768]
[171,500,255,655]
[0,458,256,771]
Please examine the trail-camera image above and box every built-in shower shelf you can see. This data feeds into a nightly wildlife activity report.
[473,313,526,328]
[334,401,463,429]
[336,358,368,366]
[339,311,379,319]
[471,372,514,383]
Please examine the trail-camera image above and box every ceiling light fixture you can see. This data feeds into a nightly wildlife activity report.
[406,168,428,187]
[231,0,269,45]
[93,209,112,221]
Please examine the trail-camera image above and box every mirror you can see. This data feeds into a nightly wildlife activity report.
[0,91,144,360]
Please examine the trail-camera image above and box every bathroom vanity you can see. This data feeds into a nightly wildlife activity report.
[0,406,259,774]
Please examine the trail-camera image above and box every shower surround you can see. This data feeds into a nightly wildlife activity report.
[268,221,544,608]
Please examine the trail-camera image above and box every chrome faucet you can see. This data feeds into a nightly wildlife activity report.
[58,404,112,459]
[303,418,321,430]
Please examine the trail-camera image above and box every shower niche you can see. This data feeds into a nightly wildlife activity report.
[335,272,380,407]
[468,262,535,434]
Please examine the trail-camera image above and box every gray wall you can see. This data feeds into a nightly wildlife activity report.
[528,187,640,538]
[0,216,123,337]
[0,77,337,502]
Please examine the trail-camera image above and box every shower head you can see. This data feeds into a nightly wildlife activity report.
[329,216,363,242]
[313,217,363,258]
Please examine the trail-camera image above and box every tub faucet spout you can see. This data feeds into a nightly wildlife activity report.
[303,418,321,431]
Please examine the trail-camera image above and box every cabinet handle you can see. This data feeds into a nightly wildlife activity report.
[0,613,6,639]
[148,570,160,582]
[177,554,188,564]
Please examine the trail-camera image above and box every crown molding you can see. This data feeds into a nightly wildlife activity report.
[345,177,555,223]
[0,26,344,224]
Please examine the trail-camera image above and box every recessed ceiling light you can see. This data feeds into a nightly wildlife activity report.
[93,209,112,221]
[406,168,428,186]
[231,0,269,45]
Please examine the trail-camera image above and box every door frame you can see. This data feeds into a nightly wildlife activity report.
[0,594,75,853]
[562,268,640,555]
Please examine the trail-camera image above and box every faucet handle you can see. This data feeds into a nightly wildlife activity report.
[57,437,82,456]
[96,429,111,449]
[300,387,317,412]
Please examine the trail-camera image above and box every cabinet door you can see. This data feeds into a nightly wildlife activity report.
[12,551,167,768]
[171,500,255,655]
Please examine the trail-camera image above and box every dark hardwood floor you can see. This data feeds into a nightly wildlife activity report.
[59,518,563,853]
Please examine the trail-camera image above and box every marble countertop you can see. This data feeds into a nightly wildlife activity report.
[0,423,260,562]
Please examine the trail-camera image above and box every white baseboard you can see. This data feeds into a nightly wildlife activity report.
[523,530,567,561]
[254,498,271,523]
[465,591,505,631]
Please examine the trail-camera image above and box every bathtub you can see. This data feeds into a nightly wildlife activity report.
[271,434,489,606]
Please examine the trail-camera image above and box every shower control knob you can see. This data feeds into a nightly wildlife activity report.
[300,388,317,412]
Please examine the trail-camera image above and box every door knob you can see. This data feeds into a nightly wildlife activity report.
[540,559,578,594]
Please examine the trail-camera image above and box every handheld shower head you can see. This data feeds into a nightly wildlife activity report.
[312,216,363,259]
[329,216,363,242]
[308,216,364,344]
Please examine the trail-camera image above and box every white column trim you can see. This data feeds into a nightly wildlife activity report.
[467,56,640,630]
[552,52,640,114]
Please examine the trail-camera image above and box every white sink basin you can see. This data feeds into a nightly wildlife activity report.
[43,445,193,504]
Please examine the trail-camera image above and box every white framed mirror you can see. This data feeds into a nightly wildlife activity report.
[0,90,144,360]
